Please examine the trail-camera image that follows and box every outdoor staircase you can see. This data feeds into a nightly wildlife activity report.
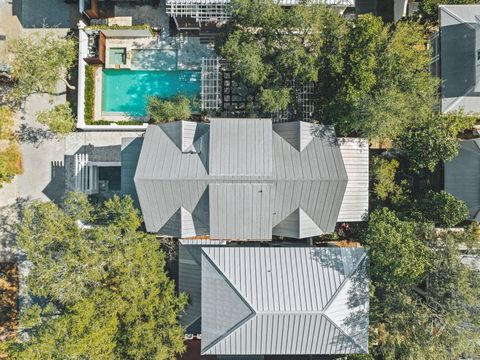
[199,32,216,45]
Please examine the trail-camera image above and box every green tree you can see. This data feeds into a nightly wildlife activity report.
[219,0,342,112]
[365,208,429,288]
[320,16,439,141]
[259,87,290,112]
[397,111,476,172]
[366,215,480,359]
[371,227,480,359]
[413,190,469,227]
[370,157,409,205]
[0,106,22,187]
[9,32,77,101]
[7,193,187,359]
[365,208,431,290]
[36,103,76,136]
[147,95,192,123]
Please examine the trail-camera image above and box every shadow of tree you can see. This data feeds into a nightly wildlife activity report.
[0,197,29,262]
[309,247,370,353]
[15,124,55,147]
[0,261,19,342]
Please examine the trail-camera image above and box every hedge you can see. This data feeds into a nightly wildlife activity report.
[84,65,95,124]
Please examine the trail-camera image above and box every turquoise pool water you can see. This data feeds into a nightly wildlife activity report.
[102,69,201,116]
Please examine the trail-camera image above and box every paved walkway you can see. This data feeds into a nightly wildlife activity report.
[12,0,79,29]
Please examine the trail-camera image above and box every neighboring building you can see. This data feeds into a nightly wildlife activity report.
[445,139,480,220]
[125,119,368,240]
[437,5,480,113]
[178,243,370,357]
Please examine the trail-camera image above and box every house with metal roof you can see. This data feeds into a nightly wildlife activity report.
[445,139,480,220]
[437,5,480,113]
[126,118,368,240]
[178,243,369,356]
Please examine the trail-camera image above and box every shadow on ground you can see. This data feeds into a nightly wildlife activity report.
[15,124,55,147]
[42,160,65,203]
[12,0,78,29]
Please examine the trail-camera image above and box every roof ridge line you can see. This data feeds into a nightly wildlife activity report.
[200,250,256,355]
[322,253,367,313]
[443,85,475,113]
[441,6,477,29]
[322,312,367,353]
[134,178,349,182]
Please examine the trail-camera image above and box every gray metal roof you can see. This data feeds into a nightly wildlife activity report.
[210,183,274,239]
[133,119,354,239]
[439,5,480,113]
[445,139,480,220]
[200,247,369,355]
[178,239,226,334]
[209,118,272,176]
[166,0,354,6]
[121,137,143,206]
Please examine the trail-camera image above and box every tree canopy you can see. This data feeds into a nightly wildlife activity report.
[318,15,440,141]
[6,193,187,359]
[219,2,463,145]
[365,208,431,290]
[413,190,469,227]
[396,111,476,173]
[36,103,76,136]
[366,210,480,359]
[9,32,76,101]
[219,0,344,112]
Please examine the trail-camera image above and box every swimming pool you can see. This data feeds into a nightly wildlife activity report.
[102,69,201,116]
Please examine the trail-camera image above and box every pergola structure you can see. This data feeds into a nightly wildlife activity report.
[201,57,222,111]
[166,0,355,28]
[273,81,316,123]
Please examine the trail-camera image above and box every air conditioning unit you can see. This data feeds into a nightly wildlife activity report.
[99,180,109,192]
[184,334,193,340]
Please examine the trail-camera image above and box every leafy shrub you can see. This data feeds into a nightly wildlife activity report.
[84,65,95,124]
[0,106,23,187]
[414,190,469,227]
[259,87,291,112]
[397,112,476,173]
[371,157,409,205]
[36,103,75,136]
[147,95,192,123]
[0,143,23,187]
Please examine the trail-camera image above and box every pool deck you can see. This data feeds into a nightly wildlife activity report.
[104,34,215,71]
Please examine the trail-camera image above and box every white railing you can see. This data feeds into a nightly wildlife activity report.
[77,21,88,128]
[74,153,98,195]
